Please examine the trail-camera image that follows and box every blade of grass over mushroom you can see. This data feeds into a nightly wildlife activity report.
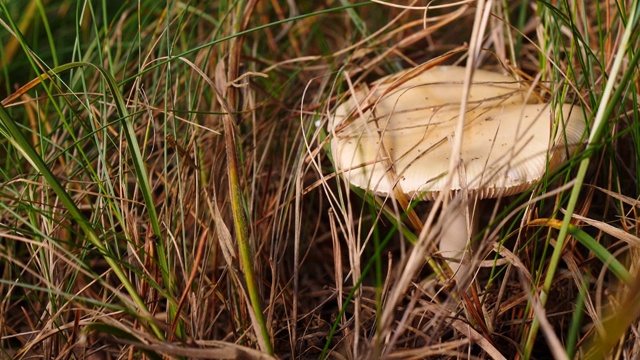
[524,3,640,357]
[0,103,163,339]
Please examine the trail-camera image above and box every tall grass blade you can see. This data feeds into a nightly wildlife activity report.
[523,2,640,357]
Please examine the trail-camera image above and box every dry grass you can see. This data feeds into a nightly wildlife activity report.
[0,1,639,359]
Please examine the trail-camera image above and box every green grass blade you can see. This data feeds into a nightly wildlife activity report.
[523,2,640,357]
[567,225,632,285]
[566,276,588,359]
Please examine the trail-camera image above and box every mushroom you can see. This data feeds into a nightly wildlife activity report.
[329,65,586,279]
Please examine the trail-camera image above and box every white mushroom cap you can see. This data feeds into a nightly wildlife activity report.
[328,66,530,137]
[330,66,586,200]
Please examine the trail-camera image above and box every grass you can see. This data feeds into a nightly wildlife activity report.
[0,0,639,358]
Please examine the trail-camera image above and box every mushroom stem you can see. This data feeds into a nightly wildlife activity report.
[439,201,475,281]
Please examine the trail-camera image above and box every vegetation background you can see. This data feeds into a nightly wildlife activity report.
[0,0,639,359]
